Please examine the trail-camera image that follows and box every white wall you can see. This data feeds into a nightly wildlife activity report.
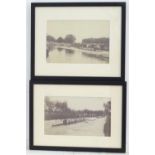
[26,0,129,155]
[26,0,128,155]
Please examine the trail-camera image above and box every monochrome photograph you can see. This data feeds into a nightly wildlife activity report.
[44,96,111,137]
[33,4,125,78]
[46,20,110,64]
[31,80,126,151]
[31,2,126,152]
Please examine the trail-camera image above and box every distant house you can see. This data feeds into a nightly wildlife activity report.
[82,38,109,51]
[73,43,82,48]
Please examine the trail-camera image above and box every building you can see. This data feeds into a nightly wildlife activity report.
[81,38,109,51]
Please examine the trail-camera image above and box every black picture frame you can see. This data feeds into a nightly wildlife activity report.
[31,2,126,81]
[29,80,126,153]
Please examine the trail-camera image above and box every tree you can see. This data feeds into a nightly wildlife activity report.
[47,35,55,42]
[57,37,64,43]
[64,34,76,44]
[44,97,55,112]
[61,102,68,111]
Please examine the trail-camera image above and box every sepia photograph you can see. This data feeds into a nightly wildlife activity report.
[46,20,110,64]
[33,3,125,78]
[31,1,126,151]
[30,80,126,151]
[44,96,111,136]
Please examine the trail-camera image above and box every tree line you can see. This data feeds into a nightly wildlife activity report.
[47,34,76,44]
[44,97,106,120]
[47,34,109,45]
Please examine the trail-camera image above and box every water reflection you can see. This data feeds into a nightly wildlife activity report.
[65,49,74,54]
[47,47,109,64]
[82,52,109,62]
[47,46,55,57]
[57,47,63,52]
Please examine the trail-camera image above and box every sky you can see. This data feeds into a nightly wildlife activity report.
[46,96,111,111]
[47,20,110,42]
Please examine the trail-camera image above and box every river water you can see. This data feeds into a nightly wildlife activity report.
[45,117,106,136]
[46,47,109,64]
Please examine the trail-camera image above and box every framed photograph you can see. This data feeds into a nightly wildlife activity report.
[29,80,126,152]
[31,2,126,80]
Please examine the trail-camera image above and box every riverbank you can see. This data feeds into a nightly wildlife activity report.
[55,45,109,58]
[47,45,109,64]
[45,117,106,136]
